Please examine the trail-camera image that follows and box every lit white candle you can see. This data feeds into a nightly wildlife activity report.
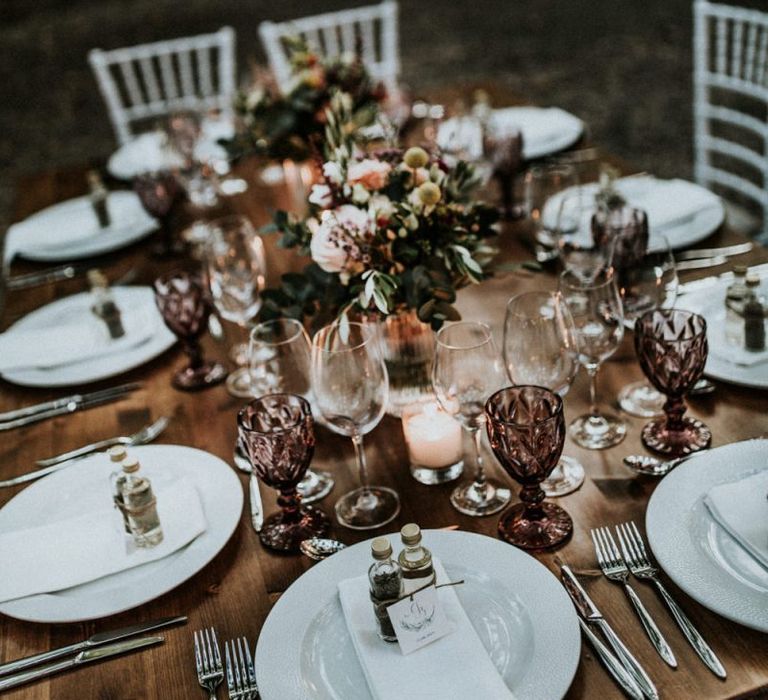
[402,401,464,469]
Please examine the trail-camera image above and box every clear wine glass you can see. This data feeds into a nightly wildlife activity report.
[433,321,512,516]
[205,215,266,397]
[244,318,334,503]
[504,291,585,496]
[614,234,679,417]
[560,268,627,449]
[237,393,330,551]
[310,321,400,530]
[523,163,578,247]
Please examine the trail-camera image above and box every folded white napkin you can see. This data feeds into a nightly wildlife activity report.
[0,480,206,603]
[704,470,768,571]
[338,558,515,700]
[708,325,768,367]
[0,301,157,372]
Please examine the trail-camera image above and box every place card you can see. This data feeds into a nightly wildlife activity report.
[386,584,452,655]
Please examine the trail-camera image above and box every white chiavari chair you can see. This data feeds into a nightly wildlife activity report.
[88,27,236,146]
[694,0,768,242]
[258,2,399,93]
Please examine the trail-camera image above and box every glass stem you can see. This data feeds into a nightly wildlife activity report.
[586,363,600,417]
[469,427,486,487]
[352,433,370,496]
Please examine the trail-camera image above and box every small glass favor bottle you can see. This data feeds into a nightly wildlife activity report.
[744,274,766,351]
[88,269,125,339]
[87,169,111,228]
[398,523,436,595]
[725,265,749,346]
[108,446,131,533]
[368,537,403,642]
[111,456,163,548]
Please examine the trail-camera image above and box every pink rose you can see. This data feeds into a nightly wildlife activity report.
[308,184,332,209]
[309,206,371,273]
[347,159,391,191]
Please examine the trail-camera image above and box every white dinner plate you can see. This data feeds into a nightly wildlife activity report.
[256,529,581,700]
[491,106,585,160]
[1,286,176,388]
[678,286,768,389]
[646,439,768,632]
[0,444,243,623]
[541,177,725,251]
[108,118,234,180]
[4,191,157,263]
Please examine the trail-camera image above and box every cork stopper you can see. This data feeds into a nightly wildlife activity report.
[400,523,422,546]
[734,265,748,276]
[746,272,761,287]
[122,457,140,474]
[371,537,392,560]
[108,446,127,463]
[87,268,108,289]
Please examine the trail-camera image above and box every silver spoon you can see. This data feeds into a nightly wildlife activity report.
[300,537,347,561]
[623,452,699,476]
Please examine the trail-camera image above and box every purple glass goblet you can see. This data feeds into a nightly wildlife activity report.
[153,271,227,390]
[134,171,186,257]
[634,309,711,456]
[238,394,330,552]
[591,205,649,273]
[485,386,573,550]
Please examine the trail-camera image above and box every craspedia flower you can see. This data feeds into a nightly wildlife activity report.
[404,147,429,169]
[417,182,441,206]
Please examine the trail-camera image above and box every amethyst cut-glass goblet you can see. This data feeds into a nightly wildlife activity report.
[134,171,185,257]
[485,386,573,550]
[153,271,227,390]
[238,394,330,552]
[634,309,711,456]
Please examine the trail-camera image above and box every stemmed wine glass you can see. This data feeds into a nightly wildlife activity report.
[554,191,613,283]
[205,215,266,397]
[237,393,330,551]
[245,318,335,504]
[134,171,185,257]
[486,385,572,549]
[153,270,227,390]
[432,322,511,516]
[310,321,400,530]
[560,268,627,449]
[523,163,578,247]
[504,291,585,496]
[635,309,711,455]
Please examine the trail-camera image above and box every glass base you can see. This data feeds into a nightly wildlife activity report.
[498,502,573,550]
[335,486,400,530]
[259,506,330,552]
[173,361,228,391]
[619,380,665,418]
[297,469,335,504]
[450,479,511,517]
[641,416,712,456]
[226,367,255,398]
[410,459,464,485]
[541,455,585,498]
[569,411,627,450]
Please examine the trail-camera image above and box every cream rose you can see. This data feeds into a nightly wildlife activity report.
[347,159,392,191]
[308,184,332,208]
[309,206,371,273]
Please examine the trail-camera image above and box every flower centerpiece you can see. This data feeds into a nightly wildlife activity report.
[224,37,386,164]
[261,94,500,413]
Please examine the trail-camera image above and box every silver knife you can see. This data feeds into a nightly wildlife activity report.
[675,255,727,271]
[576,617,644,700]
[0,615,185,677]
[0,383,141,424]
[5,264,86,291]
[678,262,768,295]
[560,563,659,700]
[675,241,753,261]
[0,636,163,692]
[249,473,264,532]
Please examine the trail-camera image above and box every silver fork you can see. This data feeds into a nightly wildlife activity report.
[224,637,259,699]
[194,628,224,699]
[35,416,170,467]
[616,521,727,679]
[591,527,677,667]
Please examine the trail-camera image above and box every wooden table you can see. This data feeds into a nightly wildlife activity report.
[1,149,768,700]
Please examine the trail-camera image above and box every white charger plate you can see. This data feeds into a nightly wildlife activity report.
[541,177,724,251]
[0,444,243,623]
[1,286,176,388]
[5,191,156,263]
[678,287,768,389]
[256,530,581,700]
[108,118,234,180]
[646,439,768,632]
